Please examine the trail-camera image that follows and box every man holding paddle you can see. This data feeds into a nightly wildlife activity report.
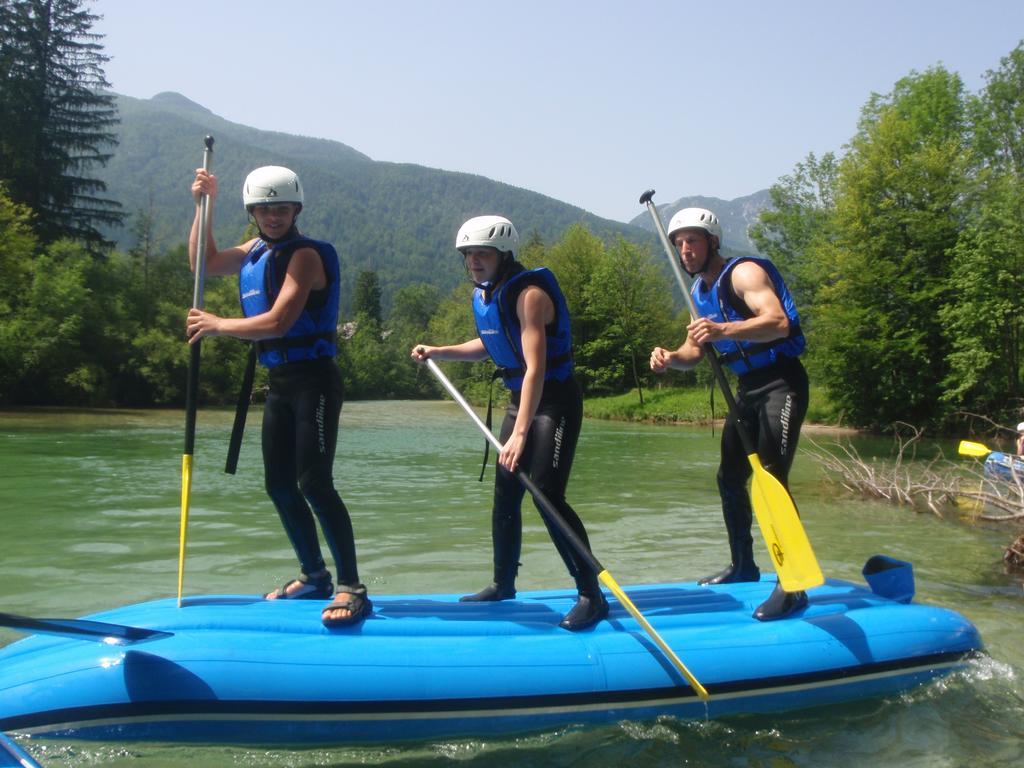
[649,207,810,621]
[186,165,369,628]
[411,215,608,631]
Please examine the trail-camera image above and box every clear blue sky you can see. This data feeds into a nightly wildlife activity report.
[90,0,1024,223]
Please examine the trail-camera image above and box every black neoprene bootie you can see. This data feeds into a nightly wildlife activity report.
[459,582,516,602]
[559,592,609,631]
[698,560,761,585]
[753,582,808,621]
[559,571,609,631]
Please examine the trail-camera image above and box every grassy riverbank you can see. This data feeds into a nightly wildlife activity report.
[583,384,841,425]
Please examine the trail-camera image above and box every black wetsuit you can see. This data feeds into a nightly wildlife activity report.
[716,356,809,574]
[262,357,359,586]
[491,375,596,589]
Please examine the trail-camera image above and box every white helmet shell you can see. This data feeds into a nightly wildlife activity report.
[242,166,303,209]
[455,215,518,256]
[667,207,723,247]
[1017,422,1024,432]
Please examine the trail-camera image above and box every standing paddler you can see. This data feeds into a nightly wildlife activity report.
[186,164,370,627]
[411,215,608,630]
[649,206,811,621]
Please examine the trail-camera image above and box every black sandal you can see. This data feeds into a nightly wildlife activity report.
[321,583,372,627]
[265,571,333,600]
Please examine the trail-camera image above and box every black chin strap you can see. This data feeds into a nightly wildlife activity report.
[257,224,300,244]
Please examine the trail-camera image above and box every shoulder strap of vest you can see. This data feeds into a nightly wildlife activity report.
[262,237,335,314]
[499,267,563,331]
[492,266,571,381]
[719,257,755,320]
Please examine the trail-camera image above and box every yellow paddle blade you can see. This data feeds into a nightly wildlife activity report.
[177,453,193,606]
[957,440,992,457]
[747,453,824,593]
[597,570,709,700]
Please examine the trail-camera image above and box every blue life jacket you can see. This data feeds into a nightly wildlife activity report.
[472,266,573,391]
[238,236,340,368]
[691,256,804,375]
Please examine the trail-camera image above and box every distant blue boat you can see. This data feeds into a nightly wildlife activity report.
[0,560,981,745]
[984,451,1024,483]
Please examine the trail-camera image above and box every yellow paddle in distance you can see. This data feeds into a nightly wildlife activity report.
[640,190,824,593]
[424,357,709,700]
[178,135,214,606]
[958,440,992,458]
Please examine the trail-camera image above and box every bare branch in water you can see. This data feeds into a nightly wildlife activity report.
[803,426,1024,571]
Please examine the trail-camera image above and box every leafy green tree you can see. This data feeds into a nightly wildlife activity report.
[387,282,441,334]
[518,230,546,267]
[128,255,195,404]
[0,186,40,401]
[9,239,127,403]
[0,0,122,244]
[940,43,1024,417]
[939,174,1023,415]
[117,242,253,407]
[539,224,607,390]
[970,42,1024,180]
[814,67,970,429]
[579,238,674,401]
[749,152,838,312]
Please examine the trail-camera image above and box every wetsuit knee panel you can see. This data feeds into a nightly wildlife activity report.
[298,466,337,503]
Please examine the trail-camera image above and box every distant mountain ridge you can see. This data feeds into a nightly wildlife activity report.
[97,92,770,309]
[628,190,771,255]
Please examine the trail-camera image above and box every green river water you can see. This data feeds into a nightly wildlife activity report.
[0,402,1021,767]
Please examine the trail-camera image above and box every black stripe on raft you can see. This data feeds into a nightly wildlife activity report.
[0,650,977,733]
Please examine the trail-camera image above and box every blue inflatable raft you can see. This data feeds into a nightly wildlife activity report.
[0,561,981,745]
[984,451,1024,483]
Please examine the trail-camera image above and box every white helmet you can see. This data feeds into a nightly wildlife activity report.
[667,207,723,247]
[1017,422,1024,432]
[242,166,303,210]
[455,215,518,256]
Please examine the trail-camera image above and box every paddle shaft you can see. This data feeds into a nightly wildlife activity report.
[183,135,215,455]
[0,730,42,768]
[0,611,171,645]
[424,358,709,699]
[179,135,214,605]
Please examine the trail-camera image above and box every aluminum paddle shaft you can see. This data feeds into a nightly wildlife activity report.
[179,135,214,605]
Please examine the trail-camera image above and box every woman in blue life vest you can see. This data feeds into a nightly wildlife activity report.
[649,207,810,621]
[411,215,608,631]
[186,165,369,627]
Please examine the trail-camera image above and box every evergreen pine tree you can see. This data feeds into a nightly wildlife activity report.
[0,0,122,244]
[353,269,383,324]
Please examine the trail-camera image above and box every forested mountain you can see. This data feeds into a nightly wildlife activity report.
[99,92,664,310]
[627,190,771,255]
